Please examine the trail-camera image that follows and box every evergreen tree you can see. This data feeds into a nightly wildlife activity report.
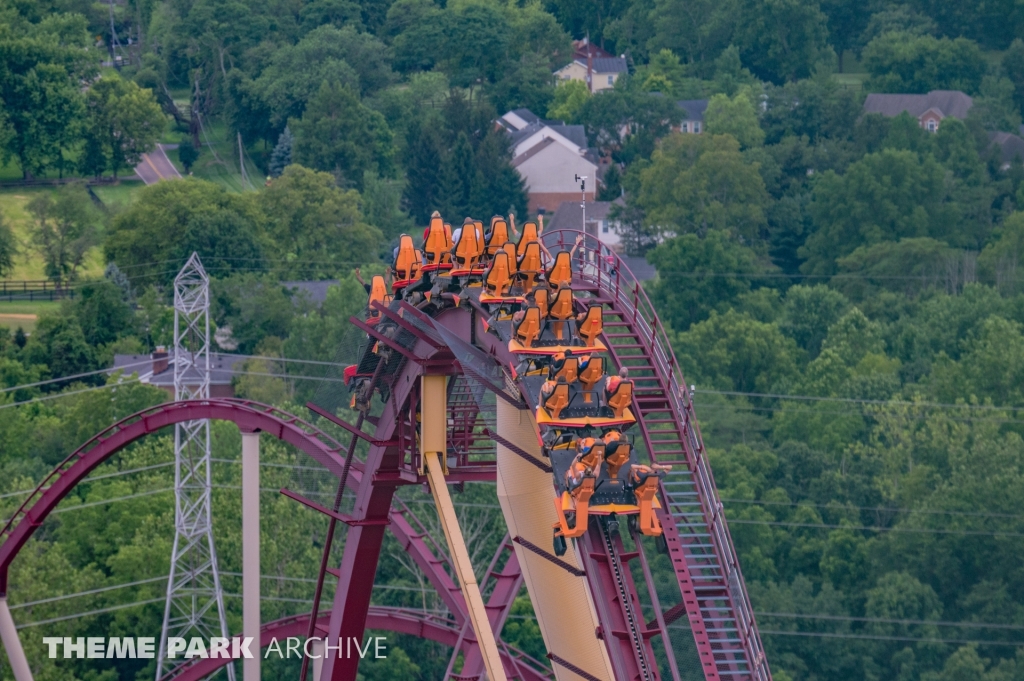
[269,127,294,177]
[178,140,199,173]
[437,132,474,221]
[404,122,445,224]
[598,164,623,201]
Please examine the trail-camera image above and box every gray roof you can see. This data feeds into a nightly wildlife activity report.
[863,90,973,120]
[990,132,1024,165]
[620,255,656,281]
[511,137,557,168]
[548,201,616,233]
[589,57,628,74]
[510,108,540,126]
[677,100,709,122]
[111,352,248,386]
[508,121,588,153]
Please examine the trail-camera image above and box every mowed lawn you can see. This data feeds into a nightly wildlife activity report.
[0,300,62,333]
[0,187,109,281]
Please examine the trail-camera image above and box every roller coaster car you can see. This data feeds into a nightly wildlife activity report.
[546,251,573,292]
[517,221,539,257]
[422,216,454,272]
[534,377,635,427]
[550,434,666,546]
[486,216,510,255]
[392,235,422,291]
[449,218,486,276]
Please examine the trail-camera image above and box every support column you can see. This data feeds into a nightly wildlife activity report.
[242,431,260,681]
[420,375,507,681]
[0,596,32,681]
[311,639,324,680]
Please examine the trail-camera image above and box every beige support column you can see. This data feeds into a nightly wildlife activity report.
[311,639,324,680]
[421,375,507,681]
[0,596,32,681]
[241,431,260,681]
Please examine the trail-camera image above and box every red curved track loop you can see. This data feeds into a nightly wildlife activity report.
[160,608,552,681]
[0,399,354,595]
[543,230,771,681]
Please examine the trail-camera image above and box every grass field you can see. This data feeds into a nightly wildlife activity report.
[92,181,144,208]
[0,188,106,281]
[0,300,62,332]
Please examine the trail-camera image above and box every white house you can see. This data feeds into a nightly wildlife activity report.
[548,200,622,250]
[499,109,598,215]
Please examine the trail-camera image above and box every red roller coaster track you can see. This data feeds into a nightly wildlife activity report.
[0,232,769,681]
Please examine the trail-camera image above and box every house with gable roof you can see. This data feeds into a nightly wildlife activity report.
[862,90,973,132]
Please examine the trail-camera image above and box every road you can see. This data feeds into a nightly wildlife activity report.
[134,144,182,185]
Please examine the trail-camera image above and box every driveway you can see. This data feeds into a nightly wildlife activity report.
[134,144,182,185]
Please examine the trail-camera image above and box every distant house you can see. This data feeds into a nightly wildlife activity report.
[500,109,598,215]
[572,38,614,62]
[111,348,246,399]
[990,131,1024,169]
[548,200,622,249]
[676,100,708,134]
[554,56,628,93]
[862,90,973,132]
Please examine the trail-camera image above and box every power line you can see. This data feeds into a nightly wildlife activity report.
[696,388,1023,413]
[0,359,151,395]
[753,629,1024,647]
[15,597,165,629]
[721,497,1024,521]
[727,518,1024,538]
[0,378,142,412]
[757,612,1024,631]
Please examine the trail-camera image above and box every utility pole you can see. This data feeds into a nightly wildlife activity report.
[157,254,235,681]
[575,174,588,236]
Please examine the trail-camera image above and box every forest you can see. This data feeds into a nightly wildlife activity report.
[5,0,1024,679]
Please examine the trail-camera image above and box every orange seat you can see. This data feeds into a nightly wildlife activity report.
[578,355,604,403]
[486,217,510,255]
[517,241,542,290]
[368,275,392,319]
[452,219,481,270]
[473,220,486,259]
[533,287,549,318]
[631,463,670,536]
[551,355,579,384]
[548,285,574,341]
[502,242,518,278]
[577,305,603,347]
[605,440,631,481]
[517,221,539,258]
[576,438,605,473]
[546,251,572,291]
[513,306,541,347]
[542,381,570,420]
[393,234,420,282]
[606,380,633,419]
[483,251,512,297]
[424,216,453,266]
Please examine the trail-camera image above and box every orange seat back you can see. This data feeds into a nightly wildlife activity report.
[533,287,549,318]
[368,275,391,317]
[483,251,512,296]
[394,234,420,281]
[517,221,539,257]
[502,242,518,276]
[578,305,603,346]
[517,241,542,289]
[578,356,604,402]
[473,221,486,259]
[552,356,579,384]
[486,217,510,255]
[453,220,480,269]
[514,307,541,347]
[544,383,570,419]
[547,251,572,290]
[607,380,633,418]
[549,286,574,320]
[424,216,453,266]
[605,441,631,480]
[576,439,605,473]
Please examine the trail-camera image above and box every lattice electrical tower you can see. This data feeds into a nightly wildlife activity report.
[157,254,234,681]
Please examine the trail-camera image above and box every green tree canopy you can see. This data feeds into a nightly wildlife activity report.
[704,90,766,148]
[862,32,988,94]
[82,75,165,178]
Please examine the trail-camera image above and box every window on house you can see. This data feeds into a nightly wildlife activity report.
[681,122,689,133]
[694,122,701,133]
[926,119,937,132]
[601,221,609,233]
[608,75,614,85]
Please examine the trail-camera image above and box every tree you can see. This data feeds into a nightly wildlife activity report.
[26,184,100,283]
[403,121,445,224]
[733,0,833,83]
[647,0,737,77]
[290,81,394,190]
[779,284,849,357]
[647,229,771,330]
[862,32,988,95]
[1003,39,1024,119]
[635,133,770,240]
[578,81,683,161]
[0,209,16,278]
[268,128,293,178]
[106,179,266,283]
[547,79,591,123]
[70,281,136,347]
[704,91,765,148]
[83,76,165,178]
[258,165,383,278]
[818,0,872,71]
[801,149,953,274]
[177,141,199,174]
